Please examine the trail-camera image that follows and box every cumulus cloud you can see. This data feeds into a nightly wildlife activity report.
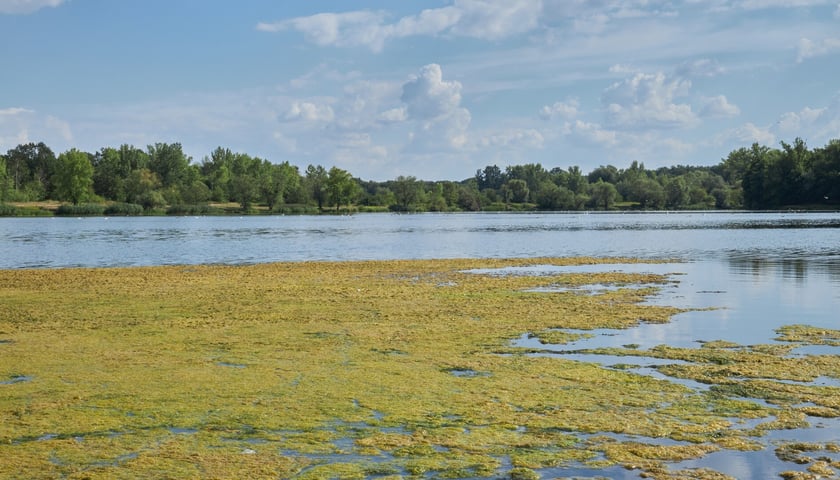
[700,95,741,118]
[774,96,840,140]
[377,107,408,123]
[796,37,840,62]
[400,64,463,120]
[565,120,618,147]
[539,99,579,120]
[283,101,335,123]
[601,72,698,129]
[398,64,471,152]
[0,0,64,14]
[258,0,543,52]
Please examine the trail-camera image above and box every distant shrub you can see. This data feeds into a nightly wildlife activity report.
[104,203,145,216]
[0,203,19,216]
[273,204,321,215]
[56,203,106,216]
[166,204,222,216]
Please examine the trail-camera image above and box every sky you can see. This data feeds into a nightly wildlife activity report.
[1,0,839,181]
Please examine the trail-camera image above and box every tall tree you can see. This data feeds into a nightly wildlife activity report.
[53,149,94,204]
[147,143,190,188]
[326,167,359,211]
[391,175,421,211]
[589,180,618,210]
[4,142,56,199]
[0,154,8,201]
[305,164,329,211]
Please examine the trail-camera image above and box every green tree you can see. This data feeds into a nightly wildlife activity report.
[201,147,234,202]
[537,183,576,210]
[741,143,780,208]
[506,163,548,202]
[664,177,689,209]
[475,165,505,191]
[809,139,840,204]
[305,165,329,211]
[178,165,211,205]
[565,166,588,194]
[326,167,359,211]
[503,179,530,203]
[258,160,301,211]
[124,168,162,209]
[147,143,190,188]
[589,180,619,210]
[0,154,8,201]
[53,149,94,204]
[4,142,56,200]
[588,165,619,185]
[391,175,421,211]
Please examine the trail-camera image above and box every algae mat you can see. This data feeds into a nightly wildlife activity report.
[0,258,838,479]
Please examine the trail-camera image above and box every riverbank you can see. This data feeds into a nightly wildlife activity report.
[1,258,838,479]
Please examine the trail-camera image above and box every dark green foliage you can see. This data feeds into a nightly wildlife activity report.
[0,203,19,216]
[56,203,106,216]
[4,138,840,215]
[165,204,221,216]
[104,203,145,216]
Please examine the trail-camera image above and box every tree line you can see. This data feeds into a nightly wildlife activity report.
[1,138,838,215]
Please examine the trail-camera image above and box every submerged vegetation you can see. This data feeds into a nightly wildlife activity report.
[1,258,839,479]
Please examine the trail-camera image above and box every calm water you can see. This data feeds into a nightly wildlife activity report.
[2,211,840,478]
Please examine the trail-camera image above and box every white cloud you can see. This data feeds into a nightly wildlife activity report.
[609,64,639,75]
[0,107,73,151]
[773,96,840,141]
[723,122,776,145]
[540,99,579,120]
[700,95,741,118]
[398,64,472,152]
[400,64,463,120]
[448,0,543,39]
[601,72,698,129]
[737,0,835,10]
[0,107,34,116]
[258,0,543,52]
[0,0,64,14]
[283,101,335,123]
[835,3,840,17]
[377,107,408,123]
[406,106,472,152]
[478,128,544,149]
[675,58,725,78]
[796,37,840,62]
[565,120,618,147]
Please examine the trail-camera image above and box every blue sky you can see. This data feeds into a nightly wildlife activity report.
[1,0,839,181]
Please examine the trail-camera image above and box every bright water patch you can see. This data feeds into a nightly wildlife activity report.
[1,374,33,385]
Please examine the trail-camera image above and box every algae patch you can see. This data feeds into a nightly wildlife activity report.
[0,258,836,479]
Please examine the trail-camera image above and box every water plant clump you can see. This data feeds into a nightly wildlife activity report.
[0,258,833,479]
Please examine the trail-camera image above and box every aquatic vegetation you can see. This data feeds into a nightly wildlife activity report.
[0,258,837,479]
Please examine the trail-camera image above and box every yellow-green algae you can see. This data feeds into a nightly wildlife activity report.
[0,258,836,479]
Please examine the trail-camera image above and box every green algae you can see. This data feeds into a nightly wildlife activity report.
[0,258,837,479]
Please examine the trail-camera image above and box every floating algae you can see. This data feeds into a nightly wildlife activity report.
[0,258,837,479]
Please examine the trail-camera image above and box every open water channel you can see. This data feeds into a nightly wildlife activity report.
[2,211,840,478]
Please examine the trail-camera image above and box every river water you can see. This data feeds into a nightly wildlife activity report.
[2,211,839,478]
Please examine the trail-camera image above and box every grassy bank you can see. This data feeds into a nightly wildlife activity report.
[1,259,838,479]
